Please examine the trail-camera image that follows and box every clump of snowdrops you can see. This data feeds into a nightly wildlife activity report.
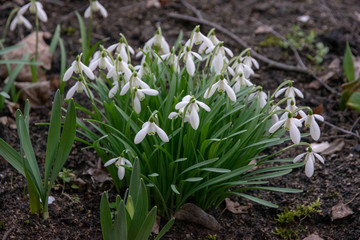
[63,26,325,217]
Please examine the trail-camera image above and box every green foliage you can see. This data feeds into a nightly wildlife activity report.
[0,90,77,219]
[58,168,78,190]
[340,43,360,112]
[280,25,328,65]
[272,199,322,239]
[198,234,217,240]
[100,159,174,240]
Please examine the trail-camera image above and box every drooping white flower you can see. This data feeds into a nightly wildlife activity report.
[233,73,253,92]
[65,81,93,100]
[180,46,202,76]
[293,147,325,178]
[242,53,259,70]
[275,82,304,104]
[303,111,324,141]
[269,113,302,144]
[280,100,306,120]
[270,104,282,125]
[89,51,113,72]
[185,26,213,50]
[134,121,169,144]
[63,56,95,81]
[159,49,181,73]
[204,75,236,102]
[104,156,132,180]
[231,58,254,78]
[120,73,150,95]
[107,40,134,63]
[19,1,48,22]
[10,13,32,31]
[107,55,132,81]
[249,90,268,108]
[84,0,108,18]
[174,95,211,130]
[133,88,159,114]
[136,28,170,58]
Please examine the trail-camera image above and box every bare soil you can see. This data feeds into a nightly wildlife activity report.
[0,0,359,239]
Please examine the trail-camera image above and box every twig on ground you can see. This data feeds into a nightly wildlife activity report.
[351,116,360,132]
[181,0,203,20]
[323,120,360,140]
[168,12,340,96]
[346,191,360,205]
[2,225,16,240]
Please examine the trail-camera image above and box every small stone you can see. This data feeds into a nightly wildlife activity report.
[303,234,324,240]
[331,203,354,221]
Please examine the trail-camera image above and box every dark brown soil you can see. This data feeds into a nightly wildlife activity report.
[1,0,359,239]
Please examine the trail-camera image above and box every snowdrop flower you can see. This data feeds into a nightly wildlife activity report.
[206,42,233,73]
[104,156,132,180]
[136,28,170,58]
[63,55,95,81]
[10,13,32,31]
[107,39,134,63]
[303,110,324,141]
[108,81,119,98]
[270,104,281,125]
[233,73,253,92]
[107,56,132,81]
[19,1,48,22]
[40,196,55,205]
[174,95,211,130]
[269,113,302,144]
[65,81,93,100]
[204,75,236,102]
[231,58,254,79]
[120,73,150,95]
[180,46,202,76]
[89,51,113,72]
[275,82,304,104]
[134,121,169,144]
[242,52,259,70]
[134,63,149,79]
[159,48,181,73]
[133,88,159,114]
[293,147,324,178]
[185,26,213,50]
[280,100,306,120]
[249,89,268,108]
[84,0,108,18]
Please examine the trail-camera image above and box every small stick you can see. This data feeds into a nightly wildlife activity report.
[323,120,360,140]
[2,225,16,240]
[181,0,204,20]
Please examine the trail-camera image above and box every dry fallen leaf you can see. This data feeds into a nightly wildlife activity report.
[310,142,330,153]
[328,58,341,71]
[303,234,324,240]
[0,31,52,82]
[175,203,222,231]
[225,198,251,214]
[321,139,345,155]
[85,168,112,184]
[254,25,274,34]
[14,81,51,106]
[331,202,354,221]
[307,72,335,89]
[0,116,17,129]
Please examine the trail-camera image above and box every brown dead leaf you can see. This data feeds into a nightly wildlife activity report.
[303,234,324,240]
[85,168,112,183]
[225,198,251,214]
[321,139,345,155]
[307,72,335,89]
[331,202,354,221]
[152,216,161,234]
[0,117,16,129]
[310,142,330,153]
[4,100,20,117]
[175,203,222,231]
[313,104,323,115]
[146,0,161,8]
[328,58,341,71]
[14,81,51,106]
[0,31,52,82]
[254,25,274,34]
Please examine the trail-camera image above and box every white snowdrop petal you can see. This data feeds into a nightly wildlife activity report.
[79,62,95,80]
[10,17,18,31]
[189,109,200,130]
[269,119,286,133]
[197,101,211,112]
[175,101,188,110]
[120,82,130,95]
[314,153,325,164]
[97,2,108,18]
[161,37,170,54]
[310,120,321,140]
[275,88,286,98]
[168,112,178,119]
[314,114,324,122]
[134,125,149,144]
[186,57,195,76]
[84,6,91,18]
[252,58,259,69]
[21,15,32,30]
[140,89,159,96]
[224,47,234,57]
[48,196,55,205]
[63,66,74,81]
[107,43,118,53]
[108,83,119,98]
[37,7,48,22]
[18,3,31,15]
[294,88,304,98]
[118,166,125,180]
[104,157,118,167]
[289,122,301,144]
[133,97,141,114]
[155,124,169,142]
[89,58,100,71]
[192,52,202,61]
[204,82,219,99]
[65,83,78,100]
[224,83,237,102]
[305,158,314,178]
[293,153,306,163]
